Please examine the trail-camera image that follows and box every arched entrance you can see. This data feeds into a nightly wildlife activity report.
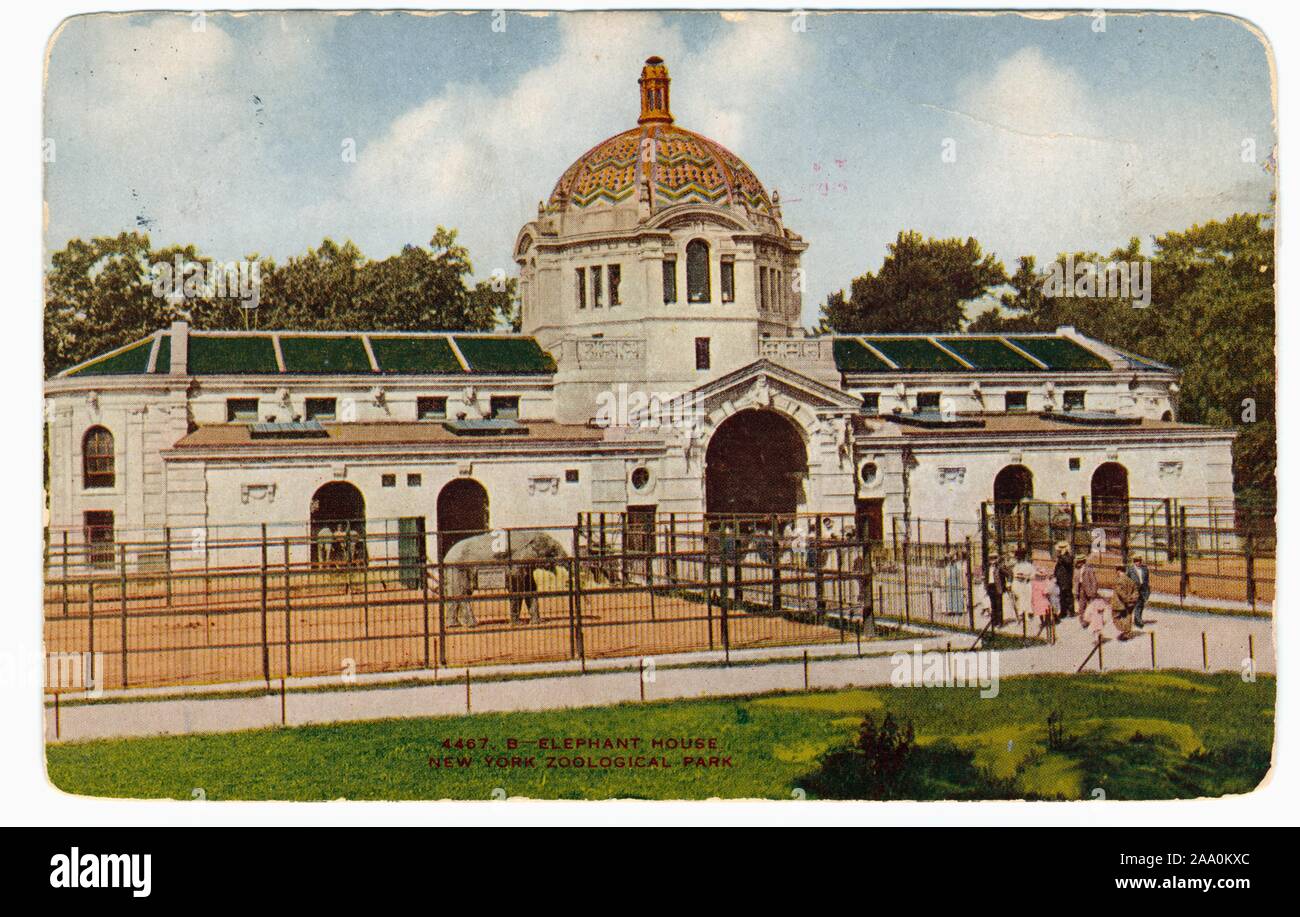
[310,481,366,565]
[705,409,807,517]
[437,478,490,559]
[1091,462,1129,529]
[992,464,1034,516]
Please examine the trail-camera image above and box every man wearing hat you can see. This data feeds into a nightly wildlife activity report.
[1053,542,1075,619]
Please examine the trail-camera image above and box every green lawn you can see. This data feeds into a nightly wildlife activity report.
[46,672,1274,801]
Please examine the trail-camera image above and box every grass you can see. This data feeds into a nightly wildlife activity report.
[45,671,1274,801]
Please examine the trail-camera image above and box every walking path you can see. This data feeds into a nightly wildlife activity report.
[45,607,1274,743]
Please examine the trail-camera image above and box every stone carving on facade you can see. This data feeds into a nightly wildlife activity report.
[576,338,646,366]
[1158,461,1184,479]
[938,466,966,486]
[527,475,560,496]
[241,484,277,504]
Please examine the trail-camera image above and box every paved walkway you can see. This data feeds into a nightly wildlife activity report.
[45,607,1274,743]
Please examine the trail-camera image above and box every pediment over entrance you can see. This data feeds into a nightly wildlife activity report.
[644,359,861,471]
[681,358,862,417]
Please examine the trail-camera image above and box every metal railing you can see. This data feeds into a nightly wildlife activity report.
[43,513,1006,692]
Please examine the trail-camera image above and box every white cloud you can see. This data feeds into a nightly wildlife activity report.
[305,11,812,276]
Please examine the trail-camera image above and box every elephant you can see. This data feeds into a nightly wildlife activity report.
[441,531,569,627]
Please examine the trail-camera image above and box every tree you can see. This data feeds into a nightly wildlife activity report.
[820,230,1007,333]
[45,227,516,376]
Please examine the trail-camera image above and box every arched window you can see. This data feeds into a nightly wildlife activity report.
[83,426,114,488]
[686,239,711,303]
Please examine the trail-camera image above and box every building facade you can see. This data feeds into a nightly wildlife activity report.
[44,58,1235,562]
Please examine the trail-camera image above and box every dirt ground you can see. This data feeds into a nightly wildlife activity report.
[43,571,859,689]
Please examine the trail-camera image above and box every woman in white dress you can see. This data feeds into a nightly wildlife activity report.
[1010,549,1036,623]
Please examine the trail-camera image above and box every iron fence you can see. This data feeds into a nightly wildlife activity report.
[44,514,997,692]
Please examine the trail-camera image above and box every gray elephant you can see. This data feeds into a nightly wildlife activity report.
[441,531,569,626]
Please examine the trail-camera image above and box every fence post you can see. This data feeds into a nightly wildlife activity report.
[87,581,96,691]
[1163,498,1175,562]
[1245,529,1257,612]
[979,502,989,587]
[437,534,448,668]
[964,537,976,631]
[769,514,782,615]
[668,513,678,584]
[119,542,129,689]
[260,523,270,686]
[283,533,293,676]
[944,518,950,552]
[1178,506,1189,606]
[814,516,826,617]
[891,515,899,558]
[164,526,173,607]
[421,531,432,671]
[61,530,69,617]
[901,535,911,624]
[571,525,585,667]
[719,543,731,665]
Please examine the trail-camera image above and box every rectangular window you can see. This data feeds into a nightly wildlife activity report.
[407,473,422,487]
[575,268,586,309]
[305,398,337,421]
[1063,390,1086,412]
[861,392,880,415]
[382,473,396,488]
[662,257,677,303]
[759,267,768,309]
[721,258,735,302]
[591,266,603,308]
[565,469,579,483]
[226,398,259,423]
[1005,391,1029,413]
[916,391,941,413]
[608,264,621,306]
[84,510,115,569]
[489,396,520,420]
[695,337,711,371]
[774,270,782,310]
[417,396,447,420]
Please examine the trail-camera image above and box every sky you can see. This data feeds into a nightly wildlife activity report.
[43,9,1276,327]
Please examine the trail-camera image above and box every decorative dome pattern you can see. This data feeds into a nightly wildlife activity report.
[546,58,774,216]
[549,124,773,215]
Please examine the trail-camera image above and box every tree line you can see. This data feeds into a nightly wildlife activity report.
[819,210,1275,497]
[44,227,518,377]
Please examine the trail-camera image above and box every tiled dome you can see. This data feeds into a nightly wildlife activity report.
[546,58,774,216]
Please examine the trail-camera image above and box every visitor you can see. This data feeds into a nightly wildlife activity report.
[1110,563,1141,640]
[1011,548,1035,623]
[1126,555,1151,628]
[986,554,1006,627]
[1077,553,1107,633]
[1054,542,1075,618]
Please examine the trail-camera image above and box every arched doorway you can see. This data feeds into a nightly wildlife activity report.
[992,464,1034,516]
[437,478,490,559]
[705,409,807,517]
[1091,462,1129,530]
[310,481,366,565]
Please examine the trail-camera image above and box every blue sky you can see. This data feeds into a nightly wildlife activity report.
[44,10,1275,326]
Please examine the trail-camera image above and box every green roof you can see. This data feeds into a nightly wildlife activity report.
[455,336,556,373]
[832,334,1126,373]
[1006,336,1112,371]
[370,336,465,374]
[831,338,893,372]
[152,333,171,373]
[187,335,280,374]
[864,336,966,372]
[279,336,371,374]
[66,337,154,376]
[937,336,1041,372]
[57,329,559,378]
